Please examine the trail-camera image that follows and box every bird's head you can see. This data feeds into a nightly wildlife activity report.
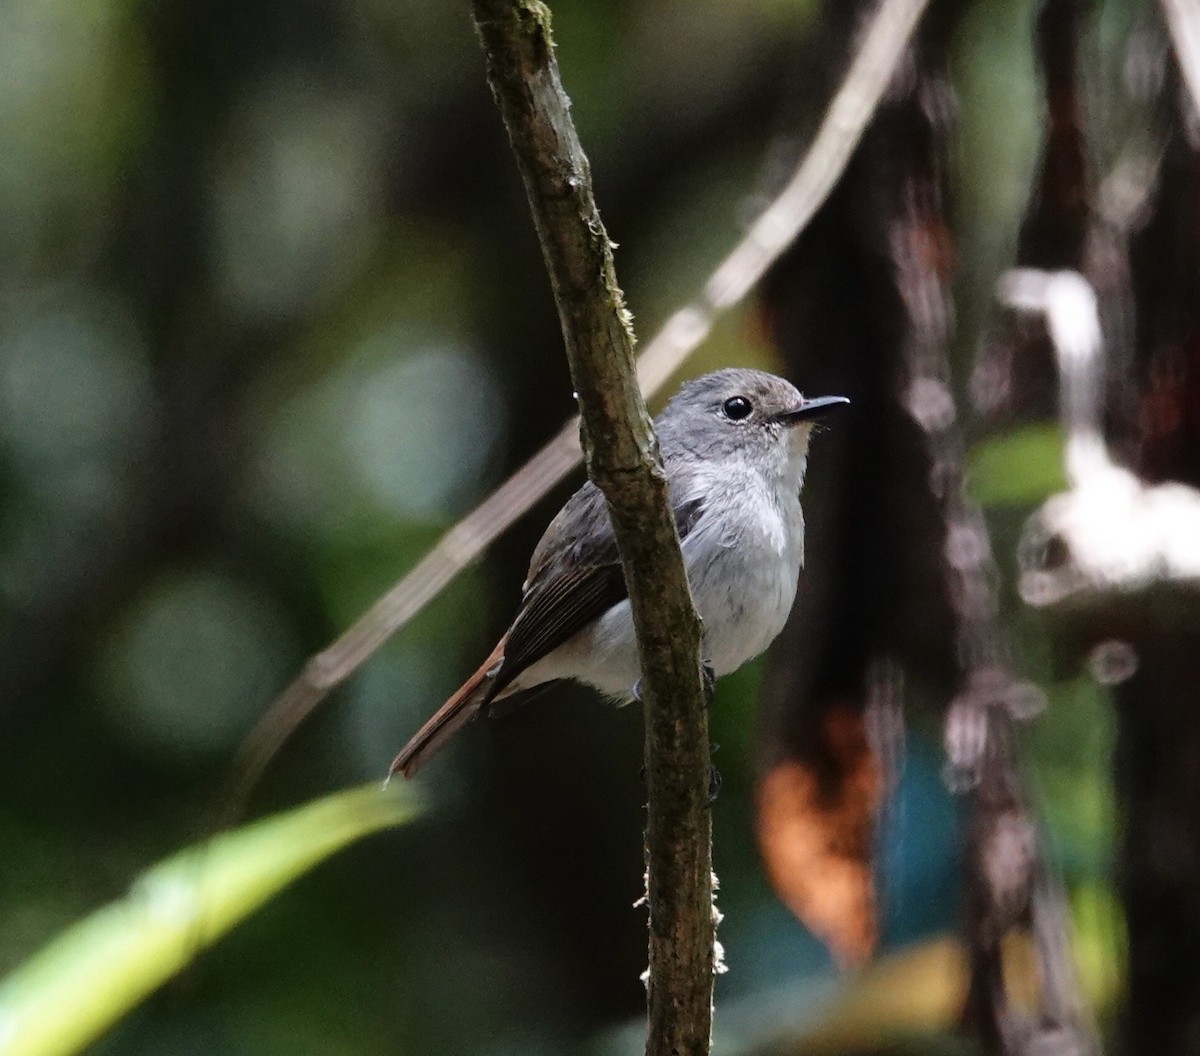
[657,368,848,485]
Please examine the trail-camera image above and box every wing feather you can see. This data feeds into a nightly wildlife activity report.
[492,486,705,693]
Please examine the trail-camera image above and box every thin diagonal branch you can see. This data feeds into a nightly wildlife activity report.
[469,2,712,1052]
[225,0,931,816]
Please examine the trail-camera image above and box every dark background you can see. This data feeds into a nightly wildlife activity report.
[4,0,1185,1053]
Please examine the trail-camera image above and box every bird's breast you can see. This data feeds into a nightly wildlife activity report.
[683,481,805,677]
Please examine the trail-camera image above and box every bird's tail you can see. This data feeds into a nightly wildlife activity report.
[388,639,507,780]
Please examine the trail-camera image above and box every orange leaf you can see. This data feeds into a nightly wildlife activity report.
[755,706,883,967]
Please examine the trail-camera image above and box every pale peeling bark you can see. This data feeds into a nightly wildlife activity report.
[469,2,715,1053]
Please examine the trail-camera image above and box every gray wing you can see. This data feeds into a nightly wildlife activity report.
[492,480,705,694]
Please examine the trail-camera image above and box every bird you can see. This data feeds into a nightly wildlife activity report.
[390,368,848,778]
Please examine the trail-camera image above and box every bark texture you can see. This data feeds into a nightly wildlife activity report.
[469,3,714,1053]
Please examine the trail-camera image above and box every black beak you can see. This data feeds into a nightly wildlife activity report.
[776,395,850,425]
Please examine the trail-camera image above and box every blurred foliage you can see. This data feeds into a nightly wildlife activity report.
[0,0,1130,1053]
[968,424,1068,508]
[0,785,420,1056]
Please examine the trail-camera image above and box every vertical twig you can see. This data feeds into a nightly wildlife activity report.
[941,3,1099,1051]
[927,275,1099,1053]
[468,2,714,1052]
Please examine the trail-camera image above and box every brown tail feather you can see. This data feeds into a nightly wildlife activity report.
[389,639,507,779]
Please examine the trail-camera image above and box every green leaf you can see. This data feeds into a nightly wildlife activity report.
[0,784,420,1056]
[967,422,1068,507]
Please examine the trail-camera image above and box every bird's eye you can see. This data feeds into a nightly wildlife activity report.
[722,396,753,420]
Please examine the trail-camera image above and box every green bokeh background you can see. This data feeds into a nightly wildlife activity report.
[0,0,1128,1052]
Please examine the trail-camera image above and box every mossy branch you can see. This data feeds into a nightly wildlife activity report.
[469,1,714,1052]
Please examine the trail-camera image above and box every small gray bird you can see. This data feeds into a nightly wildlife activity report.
[390,368,847,778]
